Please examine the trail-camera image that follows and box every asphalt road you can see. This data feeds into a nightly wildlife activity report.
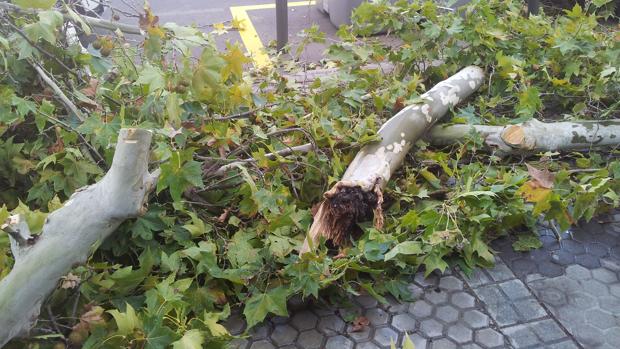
[108,0,338,63]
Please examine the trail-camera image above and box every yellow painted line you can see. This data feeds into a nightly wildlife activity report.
[230,1,316,68]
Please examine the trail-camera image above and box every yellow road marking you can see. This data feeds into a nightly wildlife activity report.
[230,1,316,68]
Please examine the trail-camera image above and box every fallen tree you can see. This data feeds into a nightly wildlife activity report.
[300,66,486,254]
[0,129,158,347]
[427,119,620,155]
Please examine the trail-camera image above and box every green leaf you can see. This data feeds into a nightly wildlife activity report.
[512,234,542,252]
[136,64,166,93]
[385,241,424,261]
[423,253,448,277]
[157,151,204,202]
[172,330,204,349]
[243,286,289,328]
[13,0,55,9]
[108,303,142,335]
[592,0,612,7]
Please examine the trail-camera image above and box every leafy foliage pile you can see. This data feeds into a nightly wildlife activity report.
[0,0,618,347]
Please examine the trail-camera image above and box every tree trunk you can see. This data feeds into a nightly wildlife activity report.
[0,129,159,346]
[427,119,620,155]
[301,66,485,254]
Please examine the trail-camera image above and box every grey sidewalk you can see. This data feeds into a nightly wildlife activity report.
[225,212,620,349]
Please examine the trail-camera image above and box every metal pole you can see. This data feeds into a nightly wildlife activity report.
[276,0,288,52]
[527,0,540,15]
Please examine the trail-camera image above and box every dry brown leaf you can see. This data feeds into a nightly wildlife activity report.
[349,316,370,332]
[526,163,555,189]
[81,79,99,98]
[60,272,80,289]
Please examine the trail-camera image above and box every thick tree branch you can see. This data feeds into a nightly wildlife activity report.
[301,66,486,254]
[0,128,159,346]
[427,119,620,155]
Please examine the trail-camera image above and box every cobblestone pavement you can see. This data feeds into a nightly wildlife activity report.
[225,213,620,348]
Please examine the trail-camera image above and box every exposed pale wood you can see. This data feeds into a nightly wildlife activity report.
[427,119,620,155]
[301,66,485,254]
[0,129,158,346]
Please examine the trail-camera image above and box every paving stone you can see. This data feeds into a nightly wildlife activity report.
[586,242,609,257]
[474,285,520,326]
[407,283,425,300]
[408,334,428,349]
[498,279,530,300]
[551,250,576,266]
[502,324,540,348]
[575,253,602,268]
[228,338,248,349]
[356,295,379,309]
[430,338,457,349]
[325,335,354,349]
[451,291,475,309]
[546,341,581,349]
[270,316,288,325]
[511,258,537,275]
[572,323,606,347]
[346,324,372,342]
[599,296,620,313]
[365,308,389,326]
[271,324,297,346]
[296,329,324,349]
[601,259,620,272]
[250,323,271,340]
[439,276,463,291]
[317,315,346,336]
[537,261,565,277]
[486,261,515,282]
[592,268,618,283]
[568,291,597,310]
[512,298,547,321]
[409,300,433,318]
[585,308,616,330]
[425,290,449,305]
[580,279,610,296]
[460,344,484,349]
[291,310,318,331]
[415,272,439,287]
[532,318,567,342]
[384,295,408,314]
[565,264,592,280]
[249,340,275,349]
[560,239,585,254]
[446,323,472,344]
[474,328,504,348]
[462,268,492,287]
[357,342,381,349]
[391,313,416,332]
[224,314,247,335]
[420,318,444,338]
[462,309,489,329]
[604,327,620,347]
[312,307,336,316]
[436,305,459,323]
[610,283,620,297]
[536,286,568,307]
[373,326,399,347]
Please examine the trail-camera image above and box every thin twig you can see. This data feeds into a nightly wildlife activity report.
[1,15,80,78]
[212,143,313,176]
[0,1,142,35]
[32,63,85,121]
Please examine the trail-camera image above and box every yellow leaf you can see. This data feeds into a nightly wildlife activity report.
[231,17,246,31]
[212,22,228,35]
[222,44,251,80]
[517,181,551,203]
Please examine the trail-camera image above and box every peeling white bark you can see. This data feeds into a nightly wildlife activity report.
[427,119,620,155]
[0,129,159,346]
[301,66,485,254]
